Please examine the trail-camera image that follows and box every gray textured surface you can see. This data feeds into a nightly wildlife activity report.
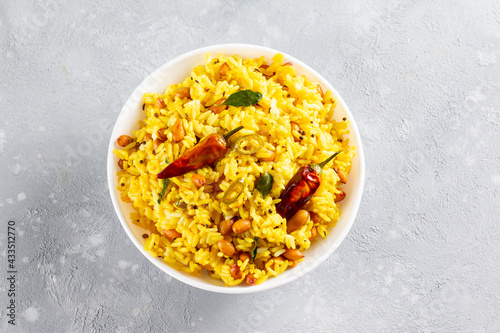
[1,0,499,332]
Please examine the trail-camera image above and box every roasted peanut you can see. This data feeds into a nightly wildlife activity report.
[259,64,272,78]
[117,135,133,147]
[218,217,236,236]
[219,62,231,76]
[209,98,228,114]
[309,226,318,241]
[336,169,347,184]
[334,189,346,202]
[245,274,257,285]
[157,127,168,141]
[257,149,276,162]
[218,239,236,257]
[267,255,285,272]
[310,212,322,225]
[172,119,185,142]
[290,122,301,142]
[254,260,265,270]
[212,176,224,193]
[232,219,252,234]
[191,174,206,188]
[156,97,166,109]
[162,229,181,241]
[175,87,191,99]
[153,138,162,153]
[239,252,251,262]
[317,84,324,97]
[201,264,213,271]
[233,250,242,259]
[230,263,243,279]
[118,159,124,169]
[283,249,304,261]
[287,209,310,234]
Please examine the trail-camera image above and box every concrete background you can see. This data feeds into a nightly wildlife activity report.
[1,0,499,332]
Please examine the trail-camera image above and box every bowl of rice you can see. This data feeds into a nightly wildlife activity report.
[107,44,364,293]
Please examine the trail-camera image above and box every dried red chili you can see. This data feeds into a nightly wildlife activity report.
[157,126,244,179]
[276,151,341,220]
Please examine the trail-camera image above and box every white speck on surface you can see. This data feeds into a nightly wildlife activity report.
[492,175,500,184]
[49,193,55,199]
[131,264,139,273]
[198,317,203,321]
[88,234,104,247]
[17,192,26,201]
[79,208,91,218]
[0,203,3,207]
[191,322,195,327]
[226,22,241,36]
[60,256,66,264]
[10,164,21,174]
[95,249,105,257]
[410,294,421,304]
[0,129,5,152]
[384,274,394,286]
[117,260,131,269]
[7,198,13,204]
[257,13,267,24]
[132,308,140,316]
[477,51,497,66]
[22,257,29,264]
[22,306,39,322]
[38,125,46,131]
[464,156,475,166]
[377,265,384,271]
[466,86,486,103]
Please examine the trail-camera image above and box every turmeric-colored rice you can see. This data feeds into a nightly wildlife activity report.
[114,53,355,286]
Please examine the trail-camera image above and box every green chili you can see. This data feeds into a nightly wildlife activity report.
[234,134,264,155]
[222,177,246,205]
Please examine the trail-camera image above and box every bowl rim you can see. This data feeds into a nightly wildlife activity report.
[107,43,365,294]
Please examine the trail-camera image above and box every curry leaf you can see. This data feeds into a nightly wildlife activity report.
[157,157,170,204]
[256,172,274,198]
[221,90,263,107]
[251,237,259,260]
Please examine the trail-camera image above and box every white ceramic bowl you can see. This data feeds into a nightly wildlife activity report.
[107,44,365,294]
